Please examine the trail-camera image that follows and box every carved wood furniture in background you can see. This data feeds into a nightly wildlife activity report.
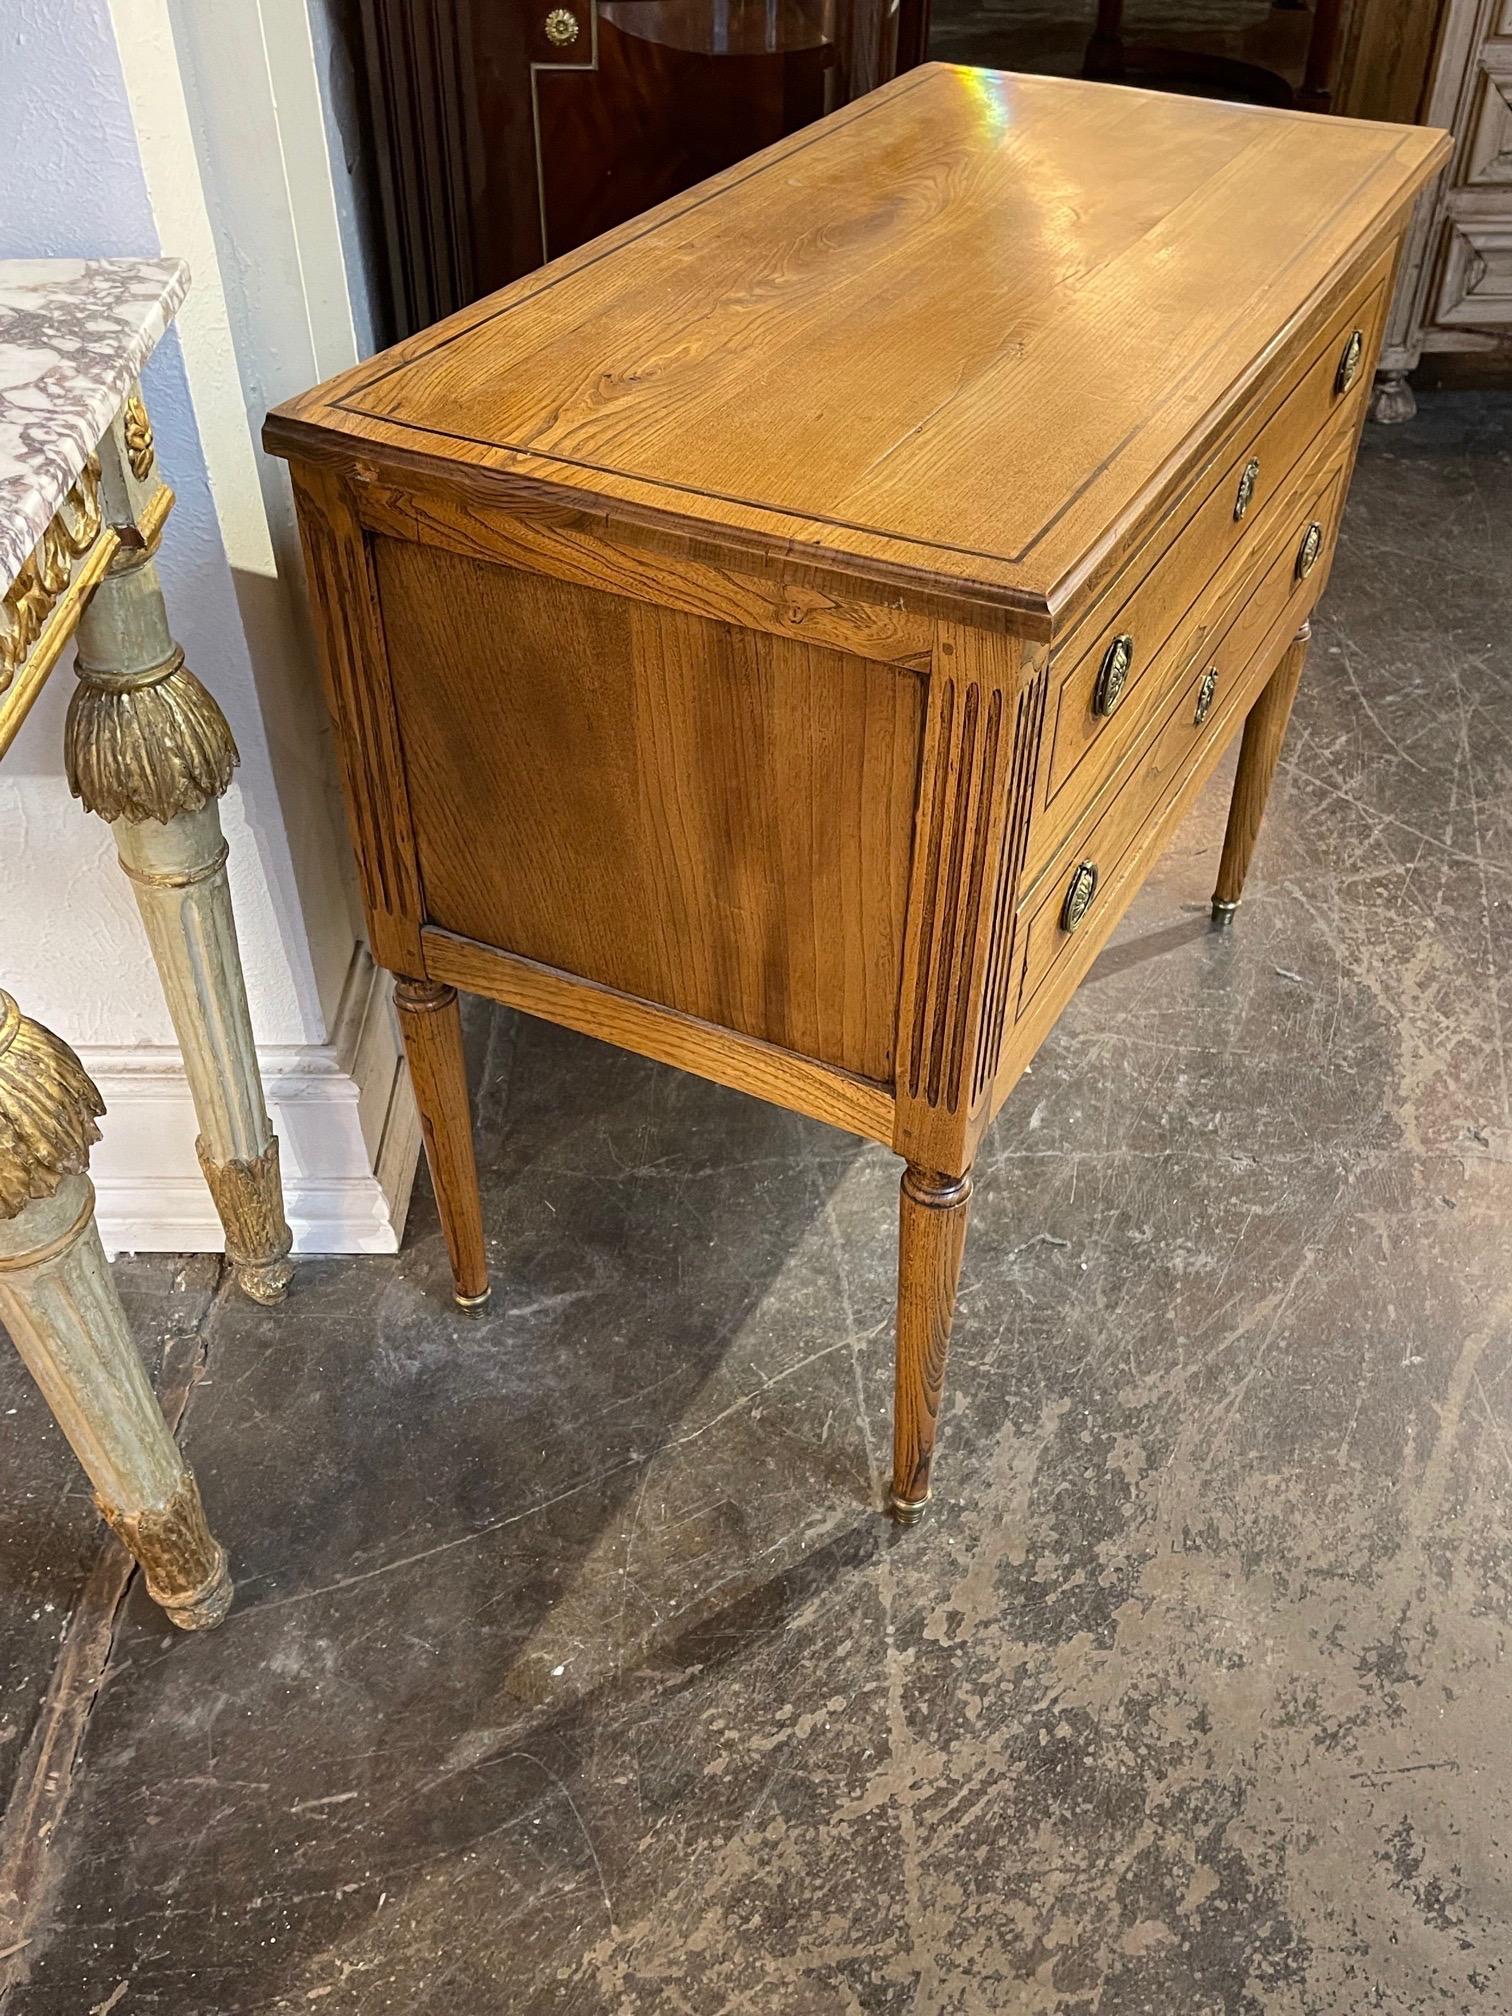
[1084,0,1346,110]
[348,0,921,339]
[0,257,295,1626]
[1332,0,1451,127]
[268,68,1446,1524]
[1368,0,1512,421]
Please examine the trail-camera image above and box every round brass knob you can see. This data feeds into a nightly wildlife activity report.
[1336,328,1364,395]
[1093,633,1134,718]
[1061,859,1099,934]
[1296,520,1324,580]
[1194,666,1219,726]
[1233,456,1260,522]
[544,7,579,44]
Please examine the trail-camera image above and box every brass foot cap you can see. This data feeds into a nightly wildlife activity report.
[162,1550,233,1632]
[1210,898,1240,928]
[890,1491,931,1527]
[235,1253,294,1306]
[454,1285,492,1310]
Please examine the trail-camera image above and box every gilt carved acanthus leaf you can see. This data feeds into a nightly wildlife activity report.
[64,647,239,824]
[0,993,105,1220]
[0,457,103,692]
[122,390,155,482]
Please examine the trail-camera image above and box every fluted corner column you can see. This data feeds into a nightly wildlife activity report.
[0,992,231,1629]
[66,431,292,1307]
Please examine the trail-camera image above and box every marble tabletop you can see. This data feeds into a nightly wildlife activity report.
[0,257,188,596]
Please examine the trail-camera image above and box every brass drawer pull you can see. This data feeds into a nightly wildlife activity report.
[1194,666,1219,725]
[1296,519,1324,579]
[1061,859,1099,933]
[1336,328,1365,395]
[544,6,579,43]
[1234,456,1260,521]
[1093,633,1134,717]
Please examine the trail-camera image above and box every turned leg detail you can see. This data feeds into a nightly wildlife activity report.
[1212,619,1312,926]
[892,1163,973,1524]
[66,546,292,1306]
[393,979,490,1307]
[0,994,231,1629]
[1370,369,1417,426]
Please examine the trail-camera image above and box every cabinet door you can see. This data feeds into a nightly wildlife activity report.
[1462,41,1512,184]
[355,0,908,341]
[534,0,901,262]
[1431,213,1512,323]
[355,0,544,338]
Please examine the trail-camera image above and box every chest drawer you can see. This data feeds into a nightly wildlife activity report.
[1032,247,1392,873]
[1014,452,1346,1023]
[1027,389,1364,884]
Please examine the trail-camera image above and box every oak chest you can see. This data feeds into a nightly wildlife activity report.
[267,67,1449,1522]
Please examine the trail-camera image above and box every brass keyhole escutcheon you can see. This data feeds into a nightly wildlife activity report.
[1061,859,1099,934]
[1336,328,1364,395]
[1093,633,1134,717]
[1234,457,1260,522]
[1296,520,1324,580]
[544,7,579,44]
[1194,666,1219,726]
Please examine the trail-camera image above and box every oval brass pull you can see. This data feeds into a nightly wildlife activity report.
[1296,520,1324,580]
[1336,328,1365,395]
[1093,633,1134,717]
[1061,859,1099,934]
[1233,457,1260,522]
[544,6,579,43]
[1194,666,1219,726]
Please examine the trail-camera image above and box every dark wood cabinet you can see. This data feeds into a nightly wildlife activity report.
[353,0,922,341]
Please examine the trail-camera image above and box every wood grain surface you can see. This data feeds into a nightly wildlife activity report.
[423,929,896,1145]
[378,538,923,1082]
[267,66,1447,628]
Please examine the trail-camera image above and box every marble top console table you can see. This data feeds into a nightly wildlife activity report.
[0,258,292,1629]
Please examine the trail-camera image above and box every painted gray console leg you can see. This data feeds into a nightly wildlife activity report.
[0,993,231,1629]
[66,406,292,1306]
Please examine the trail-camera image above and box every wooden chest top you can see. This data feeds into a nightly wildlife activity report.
[266,66,1443,631]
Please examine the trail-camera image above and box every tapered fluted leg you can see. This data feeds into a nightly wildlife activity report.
[1212,619,1312,926]
[0,995,231,1629]
[67,528,291,1306]
[892,1163,973,1524]
[394,979,490,1307]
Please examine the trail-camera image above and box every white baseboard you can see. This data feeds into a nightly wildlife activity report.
[87,946,421,1257]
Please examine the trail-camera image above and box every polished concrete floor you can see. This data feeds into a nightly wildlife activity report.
[1,391,1509,2013]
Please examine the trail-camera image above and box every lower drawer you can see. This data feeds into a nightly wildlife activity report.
[1026,401,1362,883]
[1013,455,1346,1022]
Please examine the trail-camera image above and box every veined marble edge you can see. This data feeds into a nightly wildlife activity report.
[0,256,191,597]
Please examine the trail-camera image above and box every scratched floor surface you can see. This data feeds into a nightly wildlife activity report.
[0,391,1509,2013]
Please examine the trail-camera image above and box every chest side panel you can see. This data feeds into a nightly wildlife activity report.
[374,538,925,1083]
